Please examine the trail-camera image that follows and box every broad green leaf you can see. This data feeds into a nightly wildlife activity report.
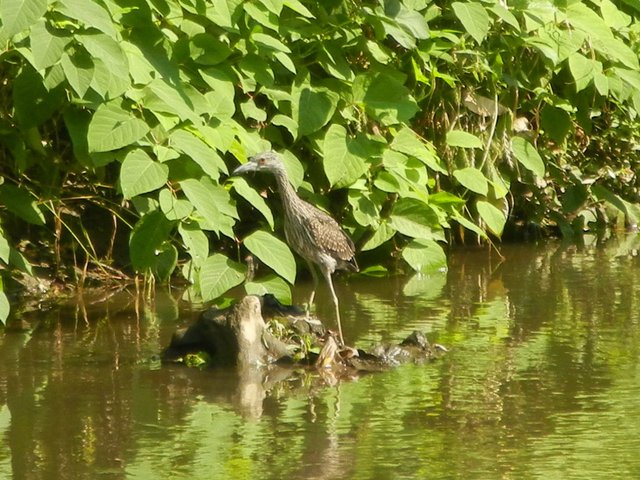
[453,213,488,239]
[201,68,236,117]
[61,51,94,99]
[170,129,227,180]
[180,177,236,238]
[9,247,33,275]
[568,53,595,92]
[178,223,209,268]
[362,221,396,251]
[58,0,117,38]
[231,177,274,230]
[0,0,47,42]
[78,33,130,97]
[353,72,419,125]
[190,33,232,65]
[452,2,491,44]
[245,274,292,304]
[477,200,506,236]
[152,243,178,282]
[390,127,446,173]
[390,198,442,240]
[322,124,368,188]
[541,105,572,144]
[159,188,193,220]
[252,32,291,52]
[446,130,483,148]
[129,210,174,271]
[0,290,8,324]
[490,4,520,29]
[199,254,246,301]
[402,239,447,274]
[284,0,314,17]
[453,167,489,195]
[244,230,296,284]
[292,79,338,137]
[511,137,545,177]
[30,19,69,70]
[0,229,9,263]
[120,149,168,199]
[143,79,201,125]
[88,102,149,152]
[0,185,45,225]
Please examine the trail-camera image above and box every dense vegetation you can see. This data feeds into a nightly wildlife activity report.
[1,0,640,322]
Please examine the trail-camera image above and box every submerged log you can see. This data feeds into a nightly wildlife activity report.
[162,295,444,371]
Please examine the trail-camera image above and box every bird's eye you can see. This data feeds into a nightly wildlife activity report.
[259,158,266,165]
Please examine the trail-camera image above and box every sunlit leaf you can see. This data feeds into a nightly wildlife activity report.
[245,274,292,304]
[199,254,246,301]
[180,177,236,238]
[244,230,296,284]
[0,290,8,324]
[88,102,149,152]
[477,200,506,236]
[159,188,193,220]
[361,221,396,251]
[322,124,368,188]
[511,137,545,177]
[0,0,47,42]
[453,167,489,195]
[0,185,45,225]
[446,130,483,149]
[30,19,69,70]
[390,198,442,240]
[120,149,168,199]
[401,239,447,274]
[231,177,274,230]
[178,223,209,268]
[452,2,490,44]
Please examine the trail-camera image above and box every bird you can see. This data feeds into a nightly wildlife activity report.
[232,151,358,345]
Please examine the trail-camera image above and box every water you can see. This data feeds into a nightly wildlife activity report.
[2,236,640,479]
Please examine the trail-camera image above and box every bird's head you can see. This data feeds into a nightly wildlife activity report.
[232,151,285,176]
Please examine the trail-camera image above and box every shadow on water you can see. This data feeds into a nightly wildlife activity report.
[2,235,640,478]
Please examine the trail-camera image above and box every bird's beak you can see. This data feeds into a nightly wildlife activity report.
[232,161,256,175]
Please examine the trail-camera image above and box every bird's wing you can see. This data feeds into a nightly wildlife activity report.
[306,211,356,263]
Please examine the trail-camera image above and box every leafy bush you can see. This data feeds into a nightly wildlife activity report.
[1,0,640,323]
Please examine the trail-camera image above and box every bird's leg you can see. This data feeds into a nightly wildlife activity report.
[306,260,319,316]
[322,269,345,346]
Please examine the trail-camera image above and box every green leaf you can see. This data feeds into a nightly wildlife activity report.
[159,188,193,221]
[452,2,491,44]
[231,177,274,230]
[143,79,202,125]
[78,33,130,97]
[453,167,489,195]
[152,243,178,282]
[190,33,232,65]
[30,19,69,70]
[390,198,442,240]
[0,290,8,324]
[129,210,175,272]
[568,53,595,92]
[446,130,483,148]
[243,230,296,284]
[120,149,168,199]
[245,274,292,304]
[511,137,545,177]
[541,105,572,144]
[88,102,150,153]
[180,177,236,238]
[0,0,47,42]
[199,254,246,301]
[402,239,447,274]
[361,220,396,251]
[170,129,227,180]
[61,51,94,99]
[292,80,338,137]
[178,223,209,268]
[252,32,291,53]
[390,127,446,173]
[477,200,506,236]
[0,185,45,225]
[58,0,117,38]
[322,124,368,188]
[0,229,9,263]
[354,72,419,125]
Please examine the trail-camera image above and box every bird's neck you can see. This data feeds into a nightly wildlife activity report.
[274,173,303,215]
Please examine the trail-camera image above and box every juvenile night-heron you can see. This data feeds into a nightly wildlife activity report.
[233,151,358,345]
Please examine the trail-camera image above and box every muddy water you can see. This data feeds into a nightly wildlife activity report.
[2,236,640,479]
